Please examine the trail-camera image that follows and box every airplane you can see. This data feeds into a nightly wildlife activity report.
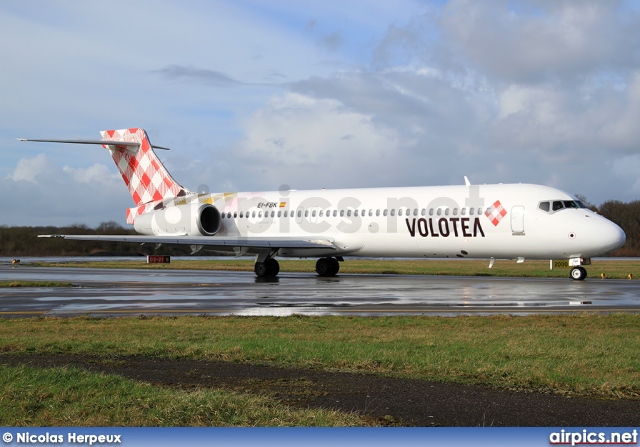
[20,128,626,280]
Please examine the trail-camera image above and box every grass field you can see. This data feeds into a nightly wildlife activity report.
[0,280,72,288]
[0,363,366,426]
[1,314,639,399]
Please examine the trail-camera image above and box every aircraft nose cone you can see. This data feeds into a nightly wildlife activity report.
[604,220,626,253]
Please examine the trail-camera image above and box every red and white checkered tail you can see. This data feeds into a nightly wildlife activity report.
[100,128,189,208]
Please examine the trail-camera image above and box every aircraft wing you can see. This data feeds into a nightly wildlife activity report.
[38,234,336,250]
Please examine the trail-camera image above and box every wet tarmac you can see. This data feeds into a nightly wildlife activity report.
[1,264,640,317]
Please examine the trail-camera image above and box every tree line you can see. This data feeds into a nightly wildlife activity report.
[0,222,195,257]
[0,199,639,257]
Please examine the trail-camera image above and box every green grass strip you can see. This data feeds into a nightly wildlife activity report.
[1,315,639,399]
[0,364,367,426]
[0,281,72,288]
[26,259,640,279]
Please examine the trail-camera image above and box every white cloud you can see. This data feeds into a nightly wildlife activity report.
[62,164,119,185]
[440,0,640,83]
[235,92,400,188]
[9,154,49,183]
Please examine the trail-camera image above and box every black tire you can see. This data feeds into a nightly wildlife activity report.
[265,258,280,277]
[328,257,340,276]
[316,258,331,276]
[316,257,340,277]
[254,262,268,278]
[570,266,587,281]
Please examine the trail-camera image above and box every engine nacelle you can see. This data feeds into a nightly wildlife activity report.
[134,203,221,236]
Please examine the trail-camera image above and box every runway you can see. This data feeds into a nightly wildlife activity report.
[1,264,640,317]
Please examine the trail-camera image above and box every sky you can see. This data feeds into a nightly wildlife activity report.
[1,0,640,227]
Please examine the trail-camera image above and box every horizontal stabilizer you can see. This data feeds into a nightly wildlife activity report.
[17,138,170,150]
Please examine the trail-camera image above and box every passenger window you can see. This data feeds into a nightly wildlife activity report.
[298,210,302,218]
[383,209,388,217]
[469,208,474,216]
[305,210,309,217]
[376,209,380,216]
[445,208,450,216]
[421,209,426,216]
[398,209,403,217]
[333,210,338,217]
[239,212,244,218]
[478,208,483,215]
[252,211,256,218]
[429,209,434,216]
[369,210,373,217]
[340,210,345,217]
[461,208,466,216]
[312,210,316,217]
[538,202,550,212]
[437,209,442,216]
[453,208,458,216]
[354,210,359,217]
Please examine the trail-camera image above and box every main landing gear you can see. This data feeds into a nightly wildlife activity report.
[315,257,340,277]
[253,254,342,278]
[254,258,280,278]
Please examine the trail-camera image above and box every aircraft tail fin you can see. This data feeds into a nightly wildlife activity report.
[19,128,191,224]
[100,128,190,207]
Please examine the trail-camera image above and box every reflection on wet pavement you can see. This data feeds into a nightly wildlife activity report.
[1,264,639,317]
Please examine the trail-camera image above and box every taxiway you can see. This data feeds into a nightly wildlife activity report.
[1,264,639,317]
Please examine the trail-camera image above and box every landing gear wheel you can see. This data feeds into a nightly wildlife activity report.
[316,257,339,277]
[570,266,587,281]
[328,257,340,276]
[255,258,280,278]
[265,258,280,277]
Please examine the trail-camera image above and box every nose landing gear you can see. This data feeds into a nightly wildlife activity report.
[570,266,587,281]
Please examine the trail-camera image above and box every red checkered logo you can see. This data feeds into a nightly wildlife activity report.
[485,200,507,226]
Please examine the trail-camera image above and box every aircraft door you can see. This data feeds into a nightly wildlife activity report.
[511,206,525,235]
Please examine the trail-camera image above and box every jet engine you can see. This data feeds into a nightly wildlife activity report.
[134,203,221,236]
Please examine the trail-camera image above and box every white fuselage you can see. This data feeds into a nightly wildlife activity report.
[192,183,625,260]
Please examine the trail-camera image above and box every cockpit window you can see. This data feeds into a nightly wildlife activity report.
[539,200,586,214]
